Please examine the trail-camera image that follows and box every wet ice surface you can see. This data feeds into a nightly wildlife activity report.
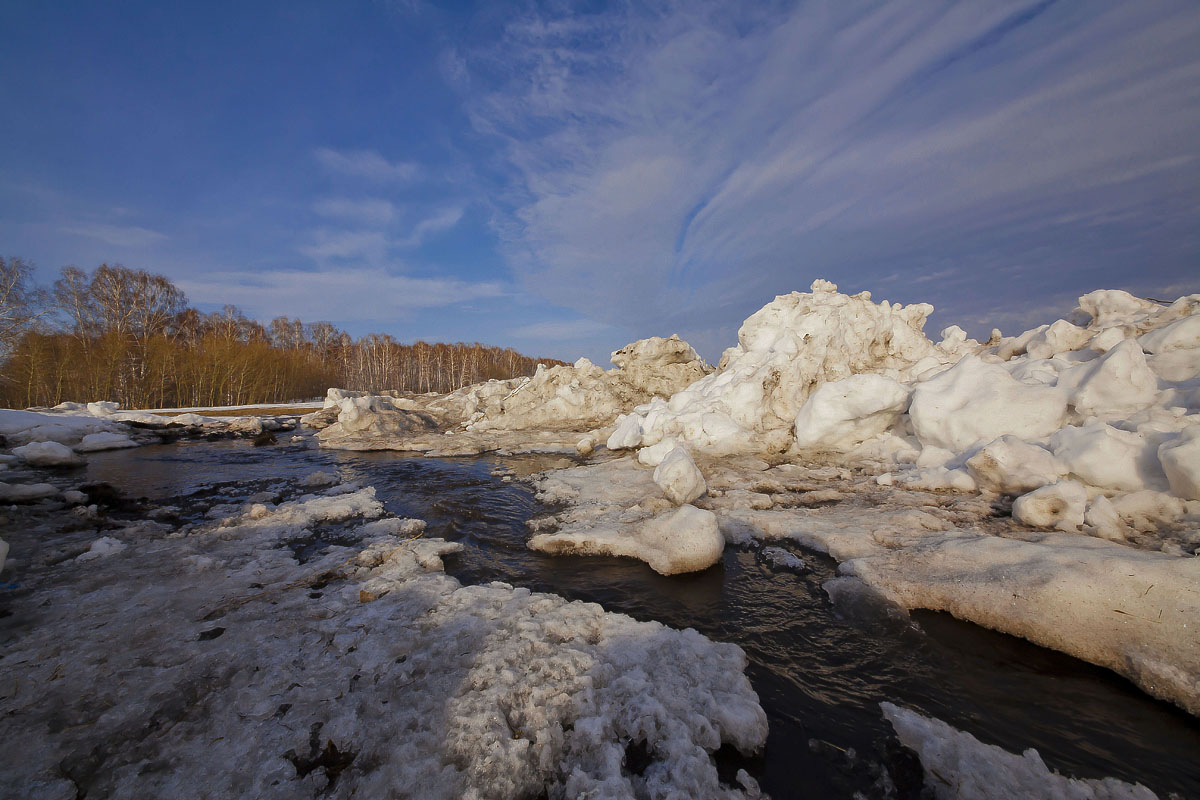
[7,436,1200,798]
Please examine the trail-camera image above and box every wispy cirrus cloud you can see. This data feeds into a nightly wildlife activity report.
[299,205,465,265]
[314,147,418,182]
[61,222,168,249]
[298,229,391,262]
[509,318,613,341]
[312,197,396,225]
[175,267,505,323]
[464,1,1200,343]
[395,206,464,248]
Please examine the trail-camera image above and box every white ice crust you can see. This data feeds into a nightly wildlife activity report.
[75,431,140,452]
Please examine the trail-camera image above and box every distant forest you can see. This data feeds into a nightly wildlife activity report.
[0,257,567,409]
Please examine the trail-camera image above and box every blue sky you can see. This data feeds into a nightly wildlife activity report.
[2,1,1197,363]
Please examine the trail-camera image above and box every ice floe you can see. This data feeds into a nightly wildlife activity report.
[12,440,84,467]
[882,703,1158,799]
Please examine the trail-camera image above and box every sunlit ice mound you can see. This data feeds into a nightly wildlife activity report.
[609,279,961,455]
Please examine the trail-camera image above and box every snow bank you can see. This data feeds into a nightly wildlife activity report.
[594,281,1200,543]
[964,436,1069,495]
[0,408,120,446]
[307,335,709,451]
[1158,427,1200,500]
[1049,422,1168,493]
[315,396,440,450]
[909,356,1067,452]
[1058,339,1158,418]
[882,703,1157,799]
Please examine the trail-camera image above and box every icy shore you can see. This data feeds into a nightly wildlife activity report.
[295,279,1200,717]
[0,477,766,799]
[3,276,1199,794]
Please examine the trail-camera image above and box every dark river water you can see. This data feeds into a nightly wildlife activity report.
[83,436,1200,799]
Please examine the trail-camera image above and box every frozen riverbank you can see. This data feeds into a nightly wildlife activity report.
[307,279,1199,719]
[0,448,766,799]
[2,438,1197,797]
[2,277,1199,796]
[290,281,1199,722]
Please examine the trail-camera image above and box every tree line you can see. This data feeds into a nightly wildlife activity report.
[0,257,566,409]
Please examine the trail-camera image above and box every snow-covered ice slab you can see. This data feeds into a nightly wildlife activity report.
[12,440,84,467]
[882,703,1158,799]
[74,431,140,452]
[0,408,121,446]
[845,532,1200,716]
[1,486,767,799]
[527,457,727,575]
[530,503,725,576]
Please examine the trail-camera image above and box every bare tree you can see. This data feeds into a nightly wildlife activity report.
[0,257,46,356]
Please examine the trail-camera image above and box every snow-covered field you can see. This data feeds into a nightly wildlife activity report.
[2,279,1199,797]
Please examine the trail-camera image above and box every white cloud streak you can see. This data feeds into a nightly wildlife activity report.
[312,197,396,225]
[395,206,465,248]
[314,147,419,181]
[62,223,168,249]
[298,230,391,262]
[509,318,613,340]
[175,268,505,323]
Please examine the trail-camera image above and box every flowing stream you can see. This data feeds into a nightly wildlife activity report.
[82,436,1200,799]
